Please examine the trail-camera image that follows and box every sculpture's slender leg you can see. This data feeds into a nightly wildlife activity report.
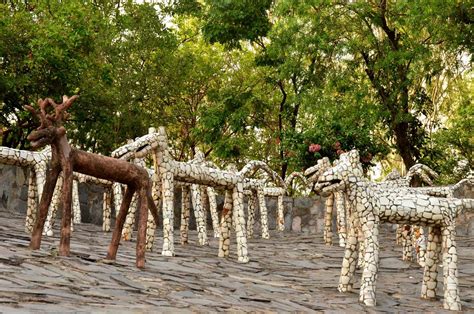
[257,188,269,239]
[324,193,334,245]
[200,186,209,231]
[27,163,47,231]
[30,165,60,250]
[207,187,220,238]
[335,192,346,247]
[442,224,461,310]
[246,192,257,239]
[145,178,160,251]
[233,183,249,263]
[136,187,149,269]
[161,171,175,256]
[107,187,135,261]
[43,174,63,236]
[402,224,413,261]
[146,151,161,252]
[338,209,358,292]
[102,189,112,232]
[359,215,380,307]
[72,180,81,224]
[121,192,138,240]
[277,195,285,231]
[396,224,403,245]
[421,226,441,300]
[192,184,208,245]
[113,182,123,218]
[59,165,74,256]
[218,190,233,258]
[180,185,191,245]
[416,226,427,267]
[26,170,37,234]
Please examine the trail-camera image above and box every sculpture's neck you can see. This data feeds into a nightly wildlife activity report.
[52,134,72,162]
[345,174,369,202]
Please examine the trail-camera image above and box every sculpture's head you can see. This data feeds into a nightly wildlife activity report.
[406,163,438,186]
[305,157,332,183]
[25,95,78,149]
[313,150,363,196]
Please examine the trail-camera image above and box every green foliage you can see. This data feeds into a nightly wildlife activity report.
[419,77,473,184]
[202,0,272,48]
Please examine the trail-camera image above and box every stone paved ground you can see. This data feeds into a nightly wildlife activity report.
[0,211,473,313]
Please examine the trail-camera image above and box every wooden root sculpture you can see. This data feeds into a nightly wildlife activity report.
[25,95,159,268]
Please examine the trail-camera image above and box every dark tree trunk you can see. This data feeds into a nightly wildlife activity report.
[393,122,416,169]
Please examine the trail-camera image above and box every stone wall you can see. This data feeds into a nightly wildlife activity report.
[1,164,473,236]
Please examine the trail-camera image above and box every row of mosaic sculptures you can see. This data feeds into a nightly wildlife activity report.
[4,96,301,269]
[109,127,301,261]
[312,150,473,310]
[1,130,296,259]
[3,95,472,310]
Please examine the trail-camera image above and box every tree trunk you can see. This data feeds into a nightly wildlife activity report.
[393,122,416,169]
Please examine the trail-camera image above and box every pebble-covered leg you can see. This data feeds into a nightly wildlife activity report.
[26,163,47,232]
[72,180,81,224]
[246,192,257,239]
[233,183,249,263]
[43,175,63,236]
[218,190,233,258]
[192,184,208,246]
[421,226,441,300]
[113,182,123,218]
[359,217,380,307]
[200,186,209,231]
[145,176,160,251]
[395,224,403,245]
[30,165,61,250]
[180,185,191,245]
[102,190,112,232]
[442,224,461,310]
[257,188,270,239]
[121,192,138,241]
[26,171,37,233]
[338,208,358,292]
[335,191,346,247]
[162,171,175,256]
[415,226,427,267]
[277,195,285,231]
[402,224,413,261]
[145,154,161,251]
[324,193,334,245]
[207,187,220,238]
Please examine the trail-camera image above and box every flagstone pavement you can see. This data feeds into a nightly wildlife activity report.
[0,211,472,313]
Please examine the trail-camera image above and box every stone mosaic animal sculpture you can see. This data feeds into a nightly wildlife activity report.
[314,149,474,310]
[188,149,221,240]
[238,160,286,236]
[110,127,249,262]
[305,157,348,247]
[111,132,224,250]
[373,163,438,264]
[25,95,159,268]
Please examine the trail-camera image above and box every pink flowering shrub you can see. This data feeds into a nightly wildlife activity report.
[308,143,321,153]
